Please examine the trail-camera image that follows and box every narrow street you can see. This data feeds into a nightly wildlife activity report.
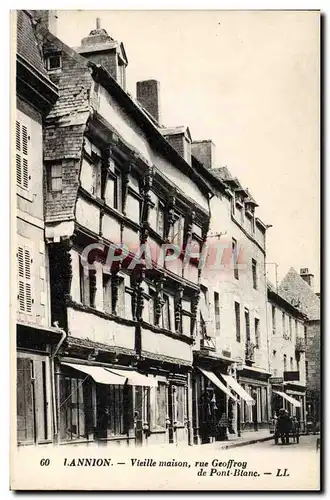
[248,434,320,451]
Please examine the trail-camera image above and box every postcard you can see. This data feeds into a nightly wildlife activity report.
[10,9,321,491]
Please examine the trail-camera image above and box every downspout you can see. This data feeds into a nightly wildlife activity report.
[51,327,67,442]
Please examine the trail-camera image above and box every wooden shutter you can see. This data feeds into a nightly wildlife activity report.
[15,119,30,190]
[17,246,32,313]
[17,357,34,443]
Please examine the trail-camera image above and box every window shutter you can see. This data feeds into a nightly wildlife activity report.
[17,246,32,313]
[15,118,30,190]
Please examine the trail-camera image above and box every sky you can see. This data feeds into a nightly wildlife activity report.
[55,10,320,292]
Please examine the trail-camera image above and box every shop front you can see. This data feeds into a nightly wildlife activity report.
[235,366,271,434]
[56,358,158,447]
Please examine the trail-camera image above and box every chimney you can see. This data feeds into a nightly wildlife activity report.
[32,10,58,36]
[136,80,161,124]
[300,268,314,289]
[161,126,192,165]
[191,140,216,169]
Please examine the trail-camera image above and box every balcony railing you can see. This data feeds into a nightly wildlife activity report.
[245,341,256,363]
[295,337,306,353]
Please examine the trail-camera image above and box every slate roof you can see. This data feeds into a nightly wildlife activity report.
[16,10,50,81]
[279,267,320,321]
[267,279,307,320]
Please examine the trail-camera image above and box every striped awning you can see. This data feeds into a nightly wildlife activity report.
[273,390,301,408]
[198,367,237,402]
[220,374,255,406]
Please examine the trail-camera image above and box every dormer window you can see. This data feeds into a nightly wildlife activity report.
[46,53,62,71]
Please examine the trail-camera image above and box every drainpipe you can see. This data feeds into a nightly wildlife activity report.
[51,327,67,442]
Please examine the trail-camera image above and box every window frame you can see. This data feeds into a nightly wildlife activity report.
[49,163,63,192]
[46,53,62,71]
[235,301,241,342]
[245,308,250,342]
[252,258,258,289]
[232,238,239,280]
[254,317,260,349]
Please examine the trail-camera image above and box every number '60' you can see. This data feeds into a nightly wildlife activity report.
[40,458,50,466]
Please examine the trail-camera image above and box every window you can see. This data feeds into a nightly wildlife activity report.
[252,259,258,289]
[272,350,277,376]
[103,273,112,314]
[214,292,220,335]
[255,318,260,349]
[17,354,52,444]
[115,277,126,317]
[46,53,62,70]
[170,216,184,247]
[113,168,122,211]
[88,270,96,308]
[232,238,239,279]
[235,302,241,342]
[245,308,250,342]
[16,118,30,190]
[118,63,126,89]
[272,305,276,334]
[17,246,32,314]
[49,164,62,192]
[289,317,292,341]
[149,194,165,238]
[294,320,298,343]
[283,354,287,372]
[305,361,309,380]
[181,298,191,336]
[152,383,167,430]
[96,384,132,438]
[147,287,156,325]
[173,385,186,426]
[282,312,286,337]
[290,357,294,371]
[156,203,165,237]
[161,294,171,330]
[304,325,308,344]
[59,374,92,442]
[200,312,207,338]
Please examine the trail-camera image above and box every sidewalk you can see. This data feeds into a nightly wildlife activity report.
[147,430,273,450]
[203,429,273,450]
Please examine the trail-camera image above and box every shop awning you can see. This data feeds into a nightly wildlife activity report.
[273,390,301,408]
[220,374,255,406]
[61,362,126,385]
[198,367,237,402]
[105,368,158,387]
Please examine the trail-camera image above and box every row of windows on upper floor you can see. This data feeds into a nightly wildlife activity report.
[271,351,306,378]
[77,262,195,337]
[234,301,261,349]
[48,138,204,245]
[271,305,304,342]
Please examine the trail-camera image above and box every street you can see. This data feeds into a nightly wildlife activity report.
[248,434,320,451]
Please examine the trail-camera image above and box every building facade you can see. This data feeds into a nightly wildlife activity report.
[14,11,319,449]
[15,10,59,446]
[279,267,321,431]
[36,18,211,447]
[188,145,271,444]
[267,283,307,431]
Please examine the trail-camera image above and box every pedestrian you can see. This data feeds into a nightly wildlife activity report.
[277,408,292,444]
[291,416,300,443]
